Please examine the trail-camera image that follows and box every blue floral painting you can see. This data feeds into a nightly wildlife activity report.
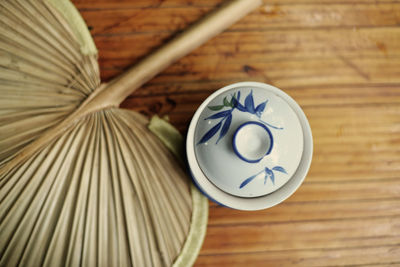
[239,166,287,189]
[197,90,282,145]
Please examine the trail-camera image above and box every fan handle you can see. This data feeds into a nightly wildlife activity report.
[84,0,263,113]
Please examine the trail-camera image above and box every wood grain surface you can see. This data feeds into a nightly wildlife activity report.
[72,0,400,266]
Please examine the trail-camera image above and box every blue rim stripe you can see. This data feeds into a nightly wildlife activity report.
[232,121,274,163]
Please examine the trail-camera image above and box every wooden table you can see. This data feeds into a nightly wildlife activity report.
[73,0,400,266]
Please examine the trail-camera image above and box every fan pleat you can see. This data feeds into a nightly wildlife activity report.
[0,120,84,266]
[107,111,162,266]
[4,1,81,70]
[116,111,190,246]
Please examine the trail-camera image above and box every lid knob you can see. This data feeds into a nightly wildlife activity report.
[232,121,273,163]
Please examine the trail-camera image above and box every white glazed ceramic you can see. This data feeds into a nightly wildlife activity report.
[186,82,313,210]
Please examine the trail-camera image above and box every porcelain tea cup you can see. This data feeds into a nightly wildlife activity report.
[186,81,313,210]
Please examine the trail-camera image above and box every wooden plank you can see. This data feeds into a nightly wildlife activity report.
[207,199,400,224]
[72,0,220,9]
[94,26,400,59]
[77,4,400,35]
[122,82,400,118]
[287,179,400,202]
[123,84,400,105]
[195,245,400,266]
[152,57,400,85]
[200,216,400,253]
[96,27,400,68]
[101,56,400,85]
[72,0,400,9]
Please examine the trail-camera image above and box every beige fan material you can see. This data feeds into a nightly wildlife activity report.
[0,0,261,266]
[0,0,99,166]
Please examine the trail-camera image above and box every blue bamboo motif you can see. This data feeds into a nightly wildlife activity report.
[239,166,287,189]
[198,90,283,145]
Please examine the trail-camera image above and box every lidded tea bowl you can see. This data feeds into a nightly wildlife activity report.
[186,82,313,210]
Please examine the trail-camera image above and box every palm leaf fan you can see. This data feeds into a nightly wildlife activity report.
[0,0,261,266]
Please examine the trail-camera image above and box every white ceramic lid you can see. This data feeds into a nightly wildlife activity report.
[191,83,304,198]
